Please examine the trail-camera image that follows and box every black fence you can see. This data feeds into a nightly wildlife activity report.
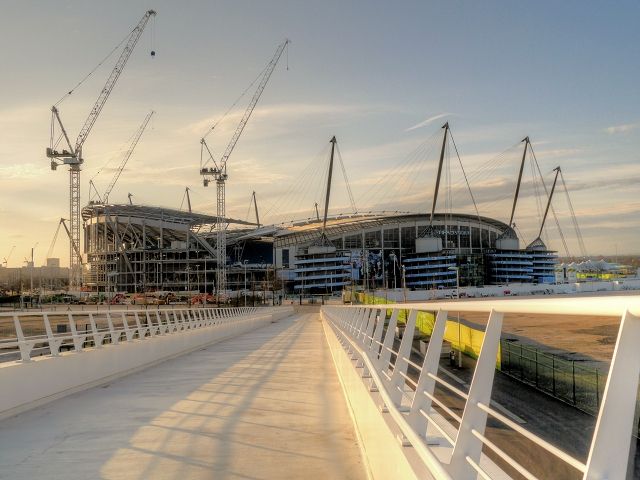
[499,340,605,417]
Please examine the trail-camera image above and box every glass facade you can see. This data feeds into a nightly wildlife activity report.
[401,226,416,248]
[344,234,362,249]
[364,230,382,248]
[383,228,399,248]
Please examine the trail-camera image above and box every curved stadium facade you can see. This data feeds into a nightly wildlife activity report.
[82,204,557,295]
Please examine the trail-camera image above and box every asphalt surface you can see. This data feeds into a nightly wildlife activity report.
[407,344,640,479]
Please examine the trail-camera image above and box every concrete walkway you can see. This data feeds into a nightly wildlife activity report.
[0,313,365,480]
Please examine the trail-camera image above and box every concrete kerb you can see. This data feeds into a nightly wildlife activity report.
[320,309,431,480]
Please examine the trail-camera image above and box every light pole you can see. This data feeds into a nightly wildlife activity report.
[401,265,407,303]
[448,266,462,367]
[243,260,248,307]
[30,242,39,294]
[389,252,398,290]
[204,257,208,306]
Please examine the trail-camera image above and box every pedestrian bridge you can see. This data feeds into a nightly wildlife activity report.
[0,298,638,479]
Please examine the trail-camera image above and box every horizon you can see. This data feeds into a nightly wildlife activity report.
[1,0,639,266]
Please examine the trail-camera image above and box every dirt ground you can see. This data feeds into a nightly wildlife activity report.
[458,311,620,368]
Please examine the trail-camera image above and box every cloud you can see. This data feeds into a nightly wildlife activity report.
[405,113,451,132]
[604,123,640,135]
[182,102,392,138]
[0,163,46,179]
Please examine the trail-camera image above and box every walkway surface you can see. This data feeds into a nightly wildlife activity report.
[0,313,366,480]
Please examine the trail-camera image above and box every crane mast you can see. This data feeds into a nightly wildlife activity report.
[46,10,156,290]
[103,110,154,203]
[200,39,289,297]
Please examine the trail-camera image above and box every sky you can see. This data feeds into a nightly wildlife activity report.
[0,0,639,267]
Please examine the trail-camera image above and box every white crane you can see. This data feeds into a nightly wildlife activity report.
[102,110,154,204]
[2,246,15,268]
[46,218,82,266]
[200,39,289,296]
[46,10,156,289]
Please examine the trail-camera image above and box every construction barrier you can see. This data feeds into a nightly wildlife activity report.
[354,292,499,365]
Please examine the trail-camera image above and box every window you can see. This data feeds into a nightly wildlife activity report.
[364,230,382,248]
[383,228,399,248]
[446,225,459,249]
[401,226,416,248]
[459,226,470,249]
[282,249,290,268]
[345,234,362,249]
[489,230,497,247]
[481,229,490,249]
[471,227,480,250]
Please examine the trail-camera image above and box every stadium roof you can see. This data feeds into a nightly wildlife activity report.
[82,203,255,227]
[241,212,510,248]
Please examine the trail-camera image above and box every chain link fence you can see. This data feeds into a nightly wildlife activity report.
[499,340,606,416]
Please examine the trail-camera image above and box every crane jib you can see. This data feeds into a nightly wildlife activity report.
[219,39,290,169]
[74,10,156,154]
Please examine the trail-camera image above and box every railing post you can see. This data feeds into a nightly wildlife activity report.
[584,310,640,480]
[120,312,133,342]
[357,309,374,344]
[355,309,376,368]
[106,312,118,344]
[341,307,351,326]
[43,313,60,356]
[448,309,503,479]
[13,314,32,362]
[164,310,174,332]
[88,313,103,348]
[369,307,387,358]
[68,313,84,351]
[363,308,378,349]
[407,309,448,434]
[135,312,145,339]
[351,308,365,337]
[387,309,417,407]
[155,310,164,334]
[377,309,400,372]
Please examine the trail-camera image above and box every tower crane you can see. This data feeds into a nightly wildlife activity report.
[2,246,15,268]
[102,110,154,204]
[200,39,289,296]
[46,219,83,268]
[46,10,156,289]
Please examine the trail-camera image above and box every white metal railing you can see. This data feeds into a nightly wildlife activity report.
[322,296,640,480]
[0,307,272,363]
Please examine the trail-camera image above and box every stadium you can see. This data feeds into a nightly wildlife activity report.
[80,126,567,298]
[81,203,557,297]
